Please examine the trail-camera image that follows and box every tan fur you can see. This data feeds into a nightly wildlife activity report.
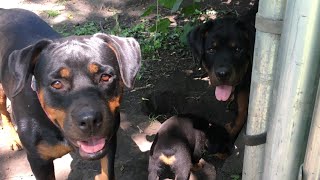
[37,142,71,160]
[159,153,176,165]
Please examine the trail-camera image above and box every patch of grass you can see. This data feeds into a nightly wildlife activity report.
[73,22,100,35]
[54,25,72,37]
[45,10,60,18]
[56,0,70,5]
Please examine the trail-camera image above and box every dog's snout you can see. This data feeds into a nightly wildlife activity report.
[73,109,102,131]
[215,67,231,80]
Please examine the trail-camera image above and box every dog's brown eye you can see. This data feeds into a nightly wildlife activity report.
[51,81,63,89]
[100,74,112,82]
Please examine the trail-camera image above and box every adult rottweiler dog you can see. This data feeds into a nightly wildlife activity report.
[187,5,257,138]
[0,8,141,180]
[148,114,232,180]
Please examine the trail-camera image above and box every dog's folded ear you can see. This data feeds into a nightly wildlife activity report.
[187,21,213,64]
[94,33,142,89]
[1,39,52,98]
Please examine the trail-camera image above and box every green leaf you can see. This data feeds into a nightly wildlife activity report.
[159,0,175,9]
[181,4,200,16]
[230,174,241,180]
[180,23,193,44]
[141,5,156,17]
[149,18,171,33]
[171,0,183,12]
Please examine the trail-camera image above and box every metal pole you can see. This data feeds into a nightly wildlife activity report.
[262,0,320,179]
[302,81,320,178]
[242,0,285,179]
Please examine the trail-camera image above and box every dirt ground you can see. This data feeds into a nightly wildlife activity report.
[0,0,256,179]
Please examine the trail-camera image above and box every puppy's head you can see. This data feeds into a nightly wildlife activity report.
[4,33,141,160]
[188,18,255,101]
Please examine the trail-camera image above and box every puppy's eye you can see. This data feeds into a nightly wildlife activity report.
[100,74,112,83]
[207,48,216,54]
[235,47,242,53]
[51,81,63,89]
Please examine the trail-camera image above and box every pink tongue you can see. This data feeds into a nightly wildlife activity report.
[77,137,105,154]
[215,85,233,101]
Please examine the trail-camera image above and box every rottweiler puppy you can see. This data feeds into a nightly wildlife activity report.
[148,114,232,180]
[0,8,141,180]
[187,5,257,138]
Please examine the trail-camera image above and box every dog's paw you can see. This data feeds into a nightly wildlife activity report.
[5,125,23,151]
[224,122,237,137]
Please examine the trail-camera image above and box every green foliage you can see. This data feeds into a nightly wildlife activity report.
[45,10,60,18]
[141,5,156,17]
[73,22,100,35]
[231,174,242,180]
[140,0,204,46]
[149,18,171,33]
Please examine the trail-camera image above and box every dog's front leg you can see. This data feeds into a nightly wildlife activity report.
[95,135,117,180]
[225,90,249,138]
[0,84,23,150]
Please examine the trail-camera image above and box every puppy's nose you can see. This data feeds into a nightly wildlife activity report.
[215,67,231,80]
[74,110,102,131]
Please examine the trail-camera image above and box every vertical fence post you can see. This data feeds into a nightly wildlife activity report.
[242,0,285,179]
[262,0,320,179]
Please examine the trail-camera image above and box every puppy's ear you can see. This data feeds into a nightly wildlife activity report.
[187,21,213,64]
[94,33,142,89]
[1,39,52,98]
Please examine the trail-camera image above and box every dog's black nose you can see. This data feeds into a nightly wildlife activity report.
[74,110,102,131]
[215,67,231,80]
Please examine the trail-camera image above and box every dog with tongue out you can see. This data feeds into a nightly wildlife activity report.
[187,5,257,138]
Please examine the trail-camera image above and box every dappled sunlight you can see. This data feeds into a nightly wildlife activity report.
[0,129,73,179]
[120,112,161,152]
[0,146,33,179]
[0,129,32,179]
[54,154,73,180]
[0,0,143,26]
[130,121,161,152]
[0,0,64,12]
[131,133,153,152]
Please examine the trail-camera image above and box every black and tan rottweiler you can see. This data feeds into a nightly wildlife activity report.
[187,5,258,138]
[148,114,232,180]
[0,8,141,180]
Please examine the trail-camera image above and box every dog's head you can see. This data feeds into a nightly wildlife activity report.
[4,33,141,160]
[188,18,255,101]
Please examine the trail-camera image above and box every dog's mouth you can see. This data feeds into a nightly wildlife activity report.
[215,85,235,101]
[77,137,106,154]
[69,136,110,160]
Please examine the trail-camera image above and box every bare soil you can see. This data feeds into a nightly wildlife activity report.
[0,0,256,179]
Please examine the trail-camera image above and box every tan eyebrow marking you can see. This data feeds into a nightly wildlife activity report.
[88,63,99,74]
[59,68,71,78]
